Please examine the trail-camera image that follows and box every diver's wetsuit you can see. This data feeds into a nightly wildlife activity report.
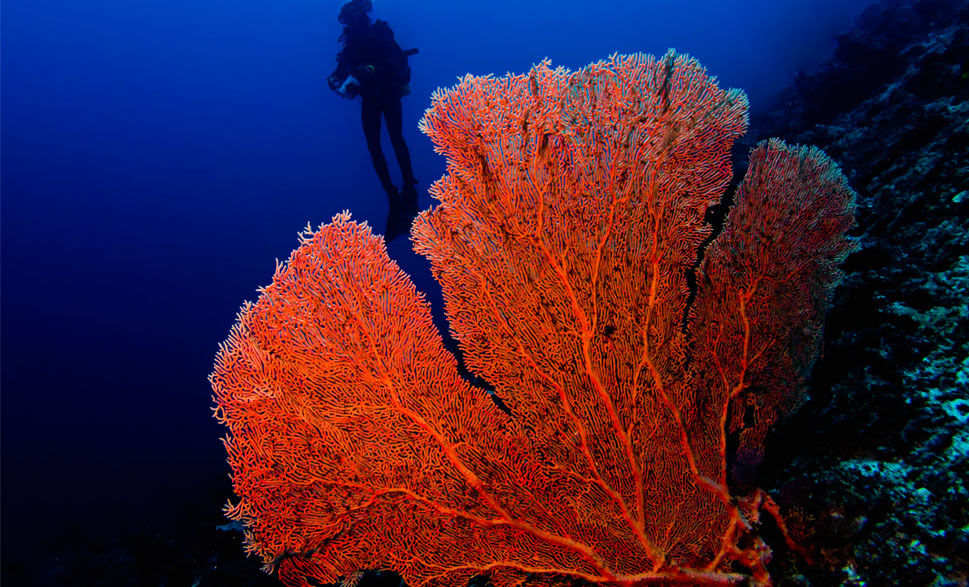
[330,20,417,199]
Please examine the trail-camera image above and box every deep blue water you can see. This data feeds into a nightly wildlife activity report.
[2,0,876,582]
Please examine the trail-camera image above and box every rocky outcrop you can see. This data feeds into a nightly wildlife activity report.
[749,0,969,584]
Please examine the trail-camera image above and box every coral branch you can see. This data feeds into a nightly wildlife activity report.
[693,139,858,480]
[212,52,856,587]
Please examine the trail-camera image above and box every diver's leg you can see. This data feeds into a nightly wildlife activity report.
[383,98,416,186]
[380,97,417,242]
[361,97,396,197]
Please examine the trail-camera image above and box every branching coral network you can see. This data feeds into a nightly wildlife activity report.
[210,51,857,587]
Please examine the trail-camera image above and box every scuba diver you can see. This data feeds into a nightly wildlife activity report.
[327,0,420,241]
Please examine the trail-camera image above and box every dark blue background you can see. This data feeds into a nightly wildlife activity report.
[2,0,874,580]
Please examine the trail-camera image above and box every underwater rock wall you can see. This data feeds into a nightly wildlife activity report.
[750,0,969,584]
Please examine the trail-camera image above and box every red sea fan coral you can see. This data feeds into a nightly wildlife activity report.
[210,51,856,587]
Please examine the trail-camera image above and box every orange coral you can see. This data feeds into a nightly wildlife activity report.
[211,51,856,587]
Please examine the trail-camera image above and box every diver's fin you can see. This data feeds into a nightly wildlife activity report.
[385,185,419,242]
[401,183,418,216]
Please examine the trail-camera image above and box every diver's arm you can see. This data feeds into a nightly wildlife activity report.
[327,41,357,91]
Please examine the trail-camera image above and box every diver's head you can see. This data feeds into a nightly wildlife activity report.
[338,0,372,27]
